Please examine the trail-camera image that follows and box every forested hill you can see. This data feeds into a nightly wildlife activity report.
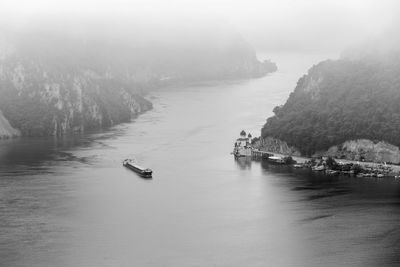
[0,20,276,138]
[261,51,400,156]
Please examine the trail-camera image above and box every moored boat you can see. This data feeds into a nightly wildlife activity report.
[311,165,325,171]
[326,169,339,176]
[123,159,153,178]
[293,163,304,168]
[267,156,285,164]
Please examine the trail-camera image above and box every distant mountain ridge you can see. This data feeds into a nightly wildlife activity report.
[261,49,400,162]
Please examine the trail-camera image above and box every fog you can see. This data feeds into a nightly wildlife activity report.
[2,2,400,266]
[1,0,399,55]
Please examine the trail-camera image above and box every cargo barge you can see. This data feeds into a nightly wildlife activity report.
[123,159,153,178]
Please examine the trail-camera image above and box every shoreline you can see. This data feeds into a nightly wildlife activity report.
[257,150,400,176]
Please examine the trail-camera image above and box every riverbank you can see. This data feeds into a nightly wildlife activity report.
[257,149,400,177]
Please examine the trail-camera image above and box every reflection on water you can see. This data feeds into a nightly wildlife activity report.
[234,157,252,170]
[1,53,400,266]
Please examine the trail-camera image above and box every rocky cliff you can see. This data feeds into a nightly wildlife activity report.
[256,136,301,156]
[320,139,400,164]
[256,136,400,164]
[0,110,20,138]
[0,52,152,137]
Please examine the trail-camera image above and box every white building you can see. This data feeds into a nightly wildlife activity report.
[233,130,253,157]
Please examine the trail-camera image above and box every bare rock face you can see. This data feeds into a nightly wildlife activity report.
[0,55,152,137]
[301,74,324,101]
[0,110,20,138]
[321,139,400,163]
[259,136,301,156]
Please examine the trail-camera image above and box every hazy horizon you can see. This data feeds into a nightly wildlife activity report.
[1,0,399,56]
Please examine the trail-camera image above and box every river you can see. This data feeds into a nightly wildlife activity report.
[1,53,400,267]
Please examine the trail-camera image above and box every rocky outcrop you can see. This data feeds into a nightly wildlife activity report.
[319,139,400,164]
[258,136,301,156]
[258,59,278,77]
[301,74,324,101]
[0,55,152,137]
[0,110,20,138]
[257,137,400,164]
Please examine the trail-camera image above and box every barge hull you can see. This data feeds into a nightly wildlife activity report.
[123,161,152,178]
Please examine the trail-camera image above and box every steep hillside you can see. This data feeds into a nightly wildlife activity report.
[261,52,400,158]
[0,50,152,137]
[0,22,275,138]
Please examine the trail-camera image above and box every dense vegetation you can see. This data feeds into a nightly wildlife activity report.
[262,53,400,156]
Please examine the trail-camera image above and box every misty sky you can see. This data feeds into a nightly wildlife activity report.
[1,0,399,54]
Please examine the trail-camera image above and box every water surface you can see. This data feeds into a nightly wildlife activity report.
[1,53,400,267]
